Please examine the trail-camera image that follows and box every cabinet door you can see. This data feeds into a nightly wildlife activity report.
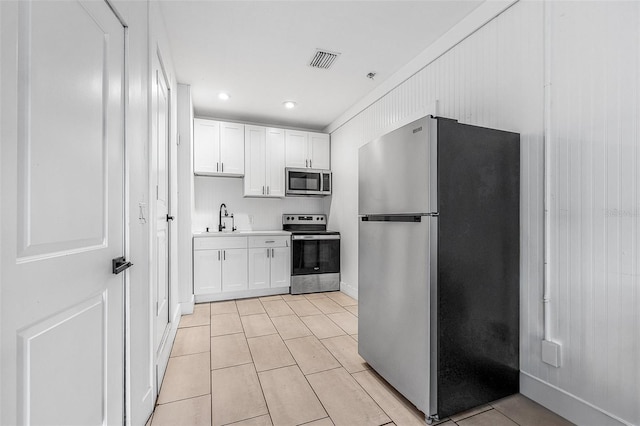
[309,132,330,170]
[285,130,308,168]
[220,122,245,175]
[193,249,222,295]
[244,125,266,196]
[248,248,270,289]
[266,127,285,197]
[194,119,220,174]
[270,247,291,288]
[221,248,248,292]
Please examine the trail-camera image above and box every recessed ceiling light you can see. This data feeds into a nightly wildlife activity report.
[283,101,297,109]
[218,92,230,101]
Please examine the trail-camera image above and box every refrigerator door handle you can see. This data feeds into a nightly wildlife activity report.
[360,214,438,222]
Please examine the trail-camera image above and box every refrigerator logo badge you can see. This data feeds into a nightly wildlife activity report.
[412,126,423,134]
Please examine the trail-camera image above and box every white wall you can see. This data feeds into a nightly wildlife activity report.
[327,1,639,425]
[110,1,182,424]
[148,0,182,407]
[108,1,154,424]
[177,84,195,312]
[541,2,640,424]
[194,177,325,232]
[330,1,543,299]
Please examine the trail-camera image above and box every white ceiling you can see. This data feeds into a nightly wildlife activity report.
[159,1,484,131]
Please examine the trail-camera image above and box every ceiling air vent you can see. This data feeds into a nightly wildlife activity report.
[308,49,340,70]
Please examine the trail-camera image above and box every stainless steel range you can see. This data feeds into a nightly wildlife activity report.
[283,214,340,294]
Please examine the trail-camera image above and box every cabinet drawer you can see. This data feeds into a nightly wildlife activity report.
[248,236,290,248]
[194,237,248,250]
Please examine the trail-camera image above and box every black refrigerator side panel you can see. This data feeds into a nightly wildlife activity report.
[436,118,520,418]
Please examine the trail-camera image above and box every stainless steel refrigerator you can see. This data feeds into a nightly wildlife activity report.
[358,116,520,423]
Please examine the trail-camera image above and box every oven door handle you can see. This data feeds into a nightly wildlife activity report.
[292,235,341,240]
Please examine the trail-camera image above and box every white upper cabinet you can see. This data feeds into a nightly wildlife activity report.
[265,128,285,196]
[285,130,330,169]
[284,130,309,168]
[193,119,220,174]
[244,125,285,197]
[194,118,244,176]
[244,125,267,196]
[308,132,331,170]
[219,122,245,175]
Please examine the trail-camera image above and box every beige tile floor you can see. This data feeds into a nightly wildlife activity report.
[149,291,574,426]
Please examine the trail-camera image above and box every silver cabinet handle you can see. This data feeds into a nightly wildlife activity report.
[218,251,220,261]
[309,159,312,168]
[265,240,275,243]
[216,162,219,172]
[223,250,226,261]
[305,159,308,167]
[267,186,270,195]
[266,248,270,258]
[262,186,265,195]
[221,162,224,173]
[271,248,275,257]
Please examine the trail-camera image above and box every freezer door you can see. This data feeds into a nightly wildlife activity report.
[358,116,437,215]
[358,215,436,415]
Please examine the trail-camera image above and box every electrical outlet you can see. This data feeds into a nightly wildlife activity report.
[542,340,561,368]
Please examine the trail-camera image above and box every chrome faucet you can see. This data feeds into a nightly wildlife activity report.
[219,203,228,232]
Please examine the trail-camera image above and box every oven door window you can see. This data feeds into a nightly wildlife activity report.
[289,171,321,191]
[292,239,340,275]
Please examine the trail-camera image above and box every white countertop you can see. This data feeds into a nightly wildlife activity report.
[193,230,291,238]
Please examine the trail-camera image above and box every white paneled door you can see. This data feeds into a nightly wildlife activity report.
[1,1,125,424]
[153,54,171,358]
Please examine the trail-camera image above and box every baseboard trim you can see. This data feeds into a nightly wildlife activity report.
[180,294,195,315]
[520,371,631,426]
[155,305,182,396]
[340,281,358,300]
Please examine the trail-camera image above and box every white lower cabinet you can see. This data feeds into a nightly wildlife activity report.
[270,246,291,288]
[248,236,291,290]
[221,248,248,292]
[248,248,270,289]
[193,249,222,294]
[193,237,247,296]
[194,234,290,301]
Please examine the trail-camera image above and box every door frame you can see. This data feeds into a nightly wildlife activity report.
[150,42,174,398]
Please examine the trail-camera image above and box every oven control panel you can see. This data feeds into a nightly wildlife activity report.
[282,214,326,225]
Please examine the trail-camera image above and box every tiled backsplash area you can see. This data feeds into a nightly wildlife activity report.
[193,176,326,232]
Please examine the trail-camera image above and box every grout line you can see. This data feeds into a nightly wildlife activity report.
[347,370,398,425]
[297,363,332,422]
[211,361,254,372]
[297,417,333,426]
[169,348,211,359]
[222,413,272,426]
[155,392,211,407]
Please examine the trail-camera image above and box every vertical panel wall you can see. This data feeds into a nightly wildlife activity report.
[547,2,640,424]
[328,1,639,424]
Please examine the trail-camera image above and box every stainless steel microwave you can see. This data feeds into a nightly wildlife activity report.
[285,168,332,196]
